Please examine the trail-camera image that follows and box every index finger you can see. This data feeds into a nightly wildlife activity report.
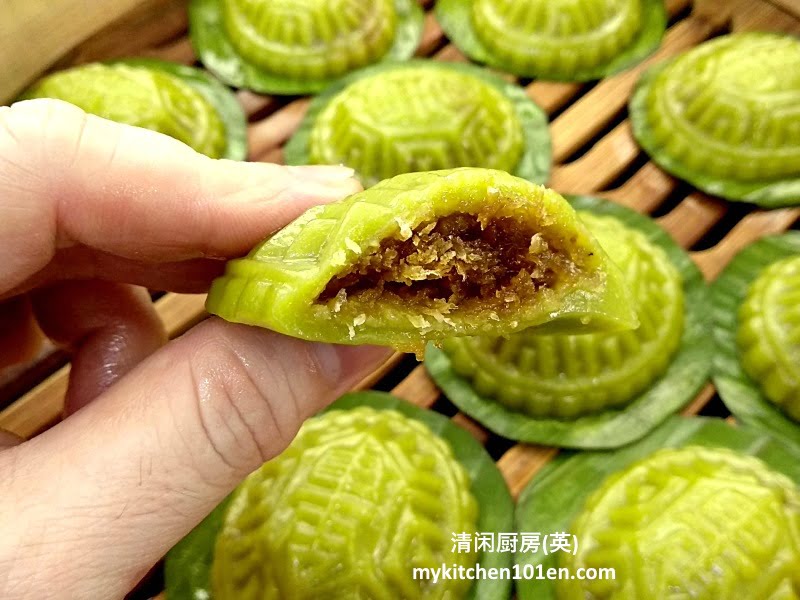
[0,99,359,295]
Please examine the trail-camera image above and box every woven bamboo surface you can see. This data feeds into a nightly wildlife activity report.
[1,0,799,596]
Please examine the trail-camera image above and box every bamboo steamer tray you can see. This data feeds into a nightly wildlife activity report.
[1,0,800,597]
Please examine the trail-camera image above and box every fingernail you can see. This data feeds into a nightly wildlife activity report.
[312,343,395,389]
[288,165,356,184]
[334,344,396,385]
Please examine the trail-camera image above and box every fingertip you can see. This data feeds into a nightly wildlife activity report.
[327,343,395,387]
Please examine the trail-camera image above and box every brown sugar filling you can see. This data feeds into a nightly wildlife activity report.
[317,213,581,315]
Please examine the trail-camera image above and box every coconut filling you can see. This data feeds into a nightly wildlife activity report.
[316,212,581,328]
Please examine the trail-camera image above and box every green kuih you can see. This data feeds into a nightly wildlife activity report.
[214,408,476,598]
[189,0,424,94]
[206,169,637,354]
[436,0,666,81]
[712,233,800,449]
[20,59,247,160]
[285,61,551,187]
[516,416,800,600]
[165,392,515,600]
[739,256,800,419]
[426,196,710,448]
[631,33,800,206]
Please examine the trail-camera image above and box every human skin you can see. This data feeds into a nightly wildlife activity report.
[0,98,391,599]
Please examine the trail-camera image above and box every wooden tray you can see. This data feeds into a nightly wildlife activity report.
[1,0,799,597]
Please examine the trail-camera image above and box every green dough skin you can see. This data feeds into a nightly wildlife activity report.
[559,446,800,599]
[22,61,232,159]
[206,169,637,353]
[164,391,515,600]
[515,416,800,600]
[474,0,641,74]
[285,60,552,187]
[309,64,521,185]
[189,0,424,94]
[440,211,684,419]
[712,233,800,449]
[435,0,666,81]
[737,256,800,422]
[211,407,477,600]
[222,0,396,80]
[630,33,800,206]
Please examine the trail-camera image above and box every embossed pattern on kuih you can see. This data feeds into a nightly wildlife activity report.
[436,0,666,81]
[189,0,424,94]
[165,392,515,600]
[426,196,710,449]
[20,59,247,159]
[285,61,551,187]
[560,447,800,599]
[738,256,800,422]
[212,408,477,599]
[515,417,800,600]
[631,32,800,206]
[712,233,800,449]
[205,169,637,354]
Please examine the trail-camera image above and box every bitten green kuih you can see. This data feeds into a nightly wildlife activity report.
[436,0,666,81]
[206,169,637,353]
[20,59,247,160]
[630,32,800,206]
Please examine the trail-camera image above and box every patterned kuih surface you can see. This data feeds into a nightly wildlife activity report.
[221,0,397,79]
[436,0,666,81]
[189,0,423,93]
[559,446,800,599]
[211,407,477,599]
[473,0,643,73]
[631,32,800,205]
[712,233,800,448]
[23,63,227,158]
[738,256,800,421]
[309,67,523,185]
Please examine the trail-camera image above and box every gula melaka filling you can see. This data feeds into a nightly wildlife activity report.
[317,212,579,317]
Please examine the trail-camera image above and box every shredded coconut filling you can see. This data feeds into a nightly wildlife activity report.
[317,213,580,315]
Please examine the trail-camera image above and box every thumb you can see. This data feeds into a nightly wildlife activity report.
[0,318,392,599]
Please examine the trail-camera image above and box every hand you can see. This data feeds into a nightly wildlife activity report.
[0,99,391,599]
